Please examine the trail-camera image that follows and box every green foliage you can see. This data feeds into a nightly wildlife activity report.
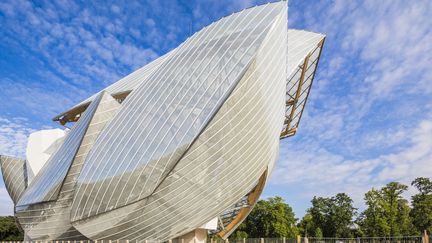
[357,188,390,236]
[357,182,417,236]
[412,177,432,195]
[0,216,23,241]
[314,227,323,239]
[231,230,249,240]
[298,213,314,237]
[300,193,356,238]
[231,197,298,238]
[410,177,432,234]
[236,178,430,238]
[231,221,249,239]
[2,178,429,239]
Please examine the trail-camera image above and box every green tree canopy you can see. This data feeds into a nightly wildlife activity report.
[410,177,432,234]
[298,213,314,237]
[357,182,417,236]
[231,196,298,239]
[299,193,357,238]
[0,216,23,241]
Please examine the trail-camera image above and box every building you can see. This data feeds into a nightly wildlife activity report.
[0,1,325,241]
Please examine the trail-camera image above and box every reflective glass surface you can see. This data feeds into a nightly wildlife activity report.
[15,92,121,241]
[71,3,288,241]
[71,1,285,221]
[0,155,29,204]
[17,93,103,206]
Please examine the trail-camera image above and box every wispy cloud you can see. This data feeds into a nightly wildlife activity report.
[271,113,432,210]
[0,116,34,215]
[269,0,432,216]
[0,113,58,215]
[0,0,271,215]
[0,0,430,217]
[0,0,169,116]
[0,117,35,158]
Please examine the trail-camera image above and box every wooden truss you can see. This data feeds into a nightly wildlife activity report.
[280,38,325,139]
[53,90,131,125]
[216,170,267,239]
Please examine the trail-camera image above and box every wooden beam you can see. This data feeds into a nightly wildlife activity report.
[286,99,295,106]
[286,53,310,129]
[280,127,297,139]
[280,37,326,140]
[217,170,267,239]
[293,37,326,133]
[54,90,131,125]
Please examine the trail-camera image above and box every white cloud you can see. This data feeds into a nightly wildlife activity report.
[271,114,432,211]
[0,117,35,215]
[0,0,161,104]
[0,117,35,158]
[0,0,430,218]
[269,0,432,214]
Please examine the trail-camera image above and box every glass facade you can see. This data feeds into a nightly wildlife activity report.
[16,93,104,206]
[0,1,326,241]
[71,2,285,221]
[0,155,30,204]
[15,92,121,240]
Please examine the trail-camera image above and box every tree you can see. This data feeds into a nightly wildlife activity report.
[0,216,23,240]
[298,213,314,237]
[314,227,323,239]
[412,177,432,195]
[382,182,411,236]
[231,230,248,240]
[331,193,357,237]
[410,177,432,234]
[231,197,298,238]
[357,189,389,236]
[358,182,417,236]
[300,193,356,237]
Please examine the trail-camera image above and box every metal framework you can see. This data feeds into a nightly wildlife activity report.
[280,38,325,139]
[54,90,131,125]
[215,170,268,239]
[0,2,326,241]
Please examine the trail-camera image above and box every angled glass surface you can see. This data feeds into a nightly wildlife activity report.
[0,155,29,204]
[282,29,325,135]
[71,1,285,221]
[15,92,121,241]
[17,93,103,206]
[54,50,174,120]
[71,3,287,241]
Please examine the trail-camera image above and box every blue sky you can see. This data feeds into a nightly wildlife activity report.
[0,0,431,219]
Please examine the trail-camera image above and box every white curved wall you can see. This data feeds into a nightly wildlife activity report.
[26,128,66,177]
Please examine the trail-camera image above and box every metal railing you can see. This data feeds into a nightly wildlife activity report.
[208,236,427,243]
[209,238,294,243]
[307,236,423,243]
[0,236,428,243]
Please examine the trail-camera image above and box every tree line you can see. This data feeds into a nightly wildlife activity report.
[0,216,23,240]
[0,177,431,240]
[231,177,432,239]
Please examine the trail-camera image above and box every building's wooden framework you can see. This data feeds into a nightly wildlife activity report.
[280,38,325,139]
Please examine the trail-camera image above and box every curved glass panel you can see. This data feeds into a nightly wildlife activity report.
[54,50,174,121]
[71,3,287,241]
[281,30,325,139]
[15,92,121,241]
[215,170,267,238]
[17,93,103,206]
[0,155,29,204]
[71,1,285,221]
